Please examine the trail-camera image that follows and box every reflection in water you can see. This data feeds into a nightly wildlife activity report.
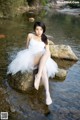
[0,10,80,120]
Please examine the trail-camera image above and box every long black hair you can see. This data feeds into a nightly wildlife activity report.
[33,21,48,45]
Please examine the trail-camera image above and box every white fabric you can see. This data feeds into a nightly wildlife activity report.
[7,38,58,78]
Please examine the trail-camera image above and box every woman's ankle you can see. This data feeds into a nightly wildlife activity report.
[34,74,41,90]
[46,91,50,96]
[46,95,52,105]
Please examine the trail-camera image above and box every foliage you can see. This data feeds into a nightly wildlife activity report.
[27,0,48,6]
[0,0,27,17]
[40,0,48,6]
[68,3,80,8]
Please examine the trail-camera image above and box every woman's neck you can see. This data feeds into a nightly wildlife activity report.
[34,34,42,40]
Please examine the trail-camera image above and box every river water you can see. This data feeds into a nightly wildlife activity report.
[0,10,80,120]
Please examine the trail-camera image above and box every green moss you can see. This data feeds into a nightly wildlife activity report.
[40,0,48,6]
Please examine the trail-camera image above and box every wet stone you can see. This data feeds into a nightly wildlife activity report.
[7,68,67,92]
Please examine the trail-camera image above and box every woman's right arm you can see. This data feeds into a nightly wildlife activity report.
[26,33,30,48]
[26,33,33,48]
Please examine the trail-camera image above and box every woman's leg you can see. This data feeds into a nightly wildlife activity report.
[41,67,52,105]
[34,51,50,90]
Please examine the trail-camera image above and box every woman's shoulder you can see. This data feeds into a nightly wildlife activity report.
[27,32,34,39]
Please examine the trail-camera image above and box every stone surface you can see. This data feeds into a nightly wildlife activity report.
[7,71,34,92]
[55,68,67,79]
[7,68,67,92]
[49,40,78,61]
[29,17,35,22]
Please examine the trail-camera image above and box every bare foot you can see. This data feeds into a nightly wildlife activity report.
[34,74,41,90]
[46,94,52,105]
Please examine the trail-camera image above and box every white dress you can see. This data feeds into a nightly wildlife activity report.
[7,38,58,78]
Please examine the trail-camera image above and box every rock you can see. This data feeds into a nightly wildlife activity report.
[48,40,55,45]
[29,17,35,22]
[17,6,29,13]
[49,40,78,61]
[7,71,34,92]
[55,68,67,79]
[7,68,67,92]
[53,58,76,69]
[10,105,16,112]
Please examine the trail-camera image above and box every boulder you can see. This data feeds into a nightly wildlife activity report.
[55,68,67,79]
[48,40,55,45]
[29,17,35,22]
[7,68,67,92]
[7,72,34,92]
[49,40,78,61]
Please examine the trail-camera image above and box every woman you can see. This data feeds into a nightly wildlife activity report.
[7,21,58,105]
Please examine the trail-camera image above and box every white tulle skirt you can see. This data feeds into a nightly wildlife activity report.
[7,49,58,78]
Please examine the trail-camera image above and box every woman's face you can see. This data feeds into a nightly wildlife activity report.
[35,26,43,37]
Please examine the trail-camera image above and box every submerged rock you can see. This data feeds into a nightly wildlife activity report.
[7,68,67,92]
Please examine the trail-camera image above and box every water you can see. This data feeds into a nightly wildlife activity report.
[0,10,80,120]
